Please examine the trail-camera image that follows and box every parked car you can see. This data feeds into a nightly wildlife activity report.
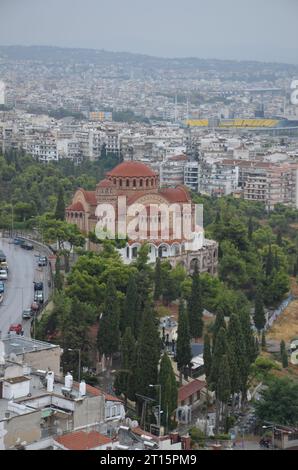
[34,290,44,304]
[21,243,34,251]
[0,281,4,293]
[9,323,23,335]
[13,237,25,245]
[22,308,32,319]
[0,293,3,305]
[38,256,47,267]
[0,269,8,280]
[33,281,43,291]
[0,250,6,263]
[0,261,8,272]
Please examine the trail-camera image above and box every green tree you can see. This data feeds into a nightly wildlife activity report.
[203,334,212,385]
[121,274,138,336]
[255,378,298,426]
[187,260,203,338]
[215,353,231,432]
[254,286,266,333]
[97,278,120,365]
[280,340,288,368]
[176,299,192,382]
[248,216,254,241]
[210,327,229,391]
[134,304,160,411]
[114,327,136,403]
[261,330,266,351]
[227,314,248,404]
[158,353,178,429]
[54,254,63,291]
[239,309,259,364]
[154,257,163,301]
[265,244,274,277]
[212,311,226,348]
[54,186,65,221]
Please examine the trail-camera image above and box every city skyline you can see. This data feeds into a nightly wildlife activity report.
[0,0,297,64]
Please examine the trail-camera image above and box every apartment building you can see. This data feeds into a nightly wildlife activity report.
[243,162,298,210]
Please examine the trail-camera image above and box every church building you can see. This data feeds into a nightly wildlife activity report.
[66,161,218,274]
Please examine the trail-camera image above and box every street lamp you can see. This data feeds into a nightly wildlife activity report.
[149,384,162,434]
[68,348,81,382]
[262,424,275,449]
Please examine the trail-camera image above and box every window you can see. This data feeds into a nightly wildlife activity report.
[151,178,154,186]
[119,179,122,187]
[133,179,136,187]
[146,179,149,187]
[126,179,130,187]
[140,179,143,187]
[113,178,116,185]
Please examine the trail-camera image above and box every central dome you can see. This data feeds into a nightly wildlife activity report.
[106,161,157,178]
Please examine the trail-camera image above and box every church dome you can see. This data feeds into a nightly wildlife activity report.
[106,161,156,178]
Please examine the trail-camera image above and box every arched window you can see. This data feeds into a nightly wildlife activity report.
[113,178,116,185]
[133,179,136,187]
[126,179,130,187]
[140,179,143,187]
[151,178,154,186]
[146,179,149,187]
[119,179,122,187]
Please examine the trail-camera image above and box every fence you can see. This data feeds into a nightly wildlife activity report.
[265,294,294,330]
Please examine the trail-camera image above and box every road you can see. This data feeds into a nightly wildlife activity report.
[0,237,50,337]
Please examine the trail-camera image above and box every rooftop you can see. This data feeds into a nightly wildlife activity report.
[54,430,112,450]
[106,160,157,178]
[1,335,59,357]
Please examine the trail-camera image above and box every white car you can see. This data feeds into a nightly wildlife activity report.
[0,270,8,280]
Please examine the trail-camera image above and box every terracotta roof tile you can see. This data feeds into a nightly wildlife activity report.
[107,161,157,178]
[66,202,84,211]
[178,379,206,402]
[55,431,112,450]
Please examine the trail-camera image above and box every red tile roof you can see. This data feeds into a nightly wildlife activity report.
[106,161,157,178]
[98,179,113,188]
[55,431,112,450]
[178,379,206,402]
[160,186,190,203]
[80,189,97,204]
[66,202,84,211]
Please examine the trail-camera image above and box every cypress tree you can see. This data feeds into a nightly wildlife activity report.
[261,330,266,351]
[273,250,279,271]
[114,327,136,403]
[216,353,231,431]
[212,311,226,348]
[280,340,288,368]
[203,334,212,385]
[281,349,288,368]
[248,216,254,241]
[154,257,163,301]
[227,314,248,401]
[158,353,178,428]
[187,260,203,338]
[55,186,65,221]
[97,278,120,361]
[280,339,286,356]
[254,286,266,332]
[121,274,138,336]
[239,309,258,364]
[176,299,192,382]
[265,244,274,277]
[276,230,282,247]
[210,327,229,391]
[134,305,160,403]
[54,254,63,291]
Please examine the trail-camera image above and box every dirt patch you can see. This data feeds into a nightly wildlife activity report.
[267,299,298,343]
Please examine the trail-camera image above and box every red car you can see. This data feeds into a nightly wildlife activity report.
[9,323,23,335]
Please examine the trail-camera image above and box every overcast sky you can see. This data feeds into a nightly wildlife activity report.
[1,0,297,63]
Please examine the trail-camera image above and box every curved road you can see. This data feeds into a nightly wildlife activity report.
[0,238,50,337]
